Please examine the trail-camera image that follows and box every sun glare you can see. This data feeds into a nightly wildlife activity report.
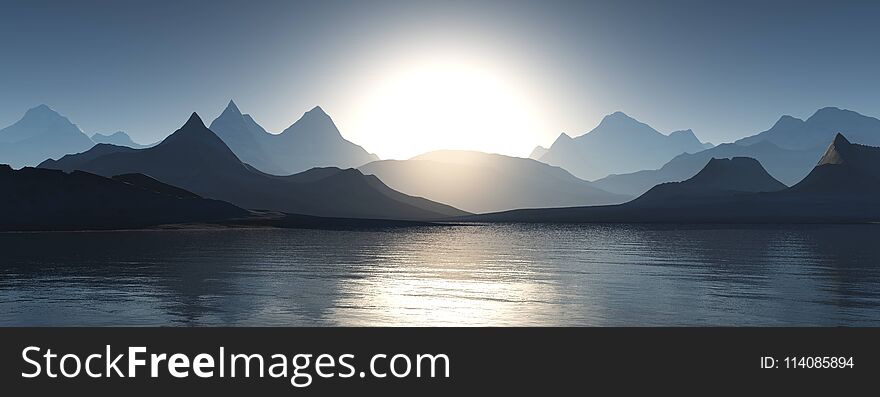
[351,56,544,160]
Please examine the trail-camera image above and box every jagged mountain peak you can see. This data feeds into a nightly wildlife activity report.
[817,133,852,166]
[790,133,880,194]
[18,104,74,126]
[183,112,206,129]
[282,105,340,138]
[222,99,242,116]
[156,112,233,157]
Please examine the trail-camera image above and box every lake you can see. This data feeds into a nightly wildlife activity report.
[1,223,879,326]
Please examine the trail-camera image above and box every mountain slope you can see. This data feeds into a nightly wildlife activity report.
[209,101,378,174]
[788,133,880,195]
[40,113,466,220]
[0,165,246,231]
[0,105,95,168]
[359,150,630,213]
[538,112,709,180]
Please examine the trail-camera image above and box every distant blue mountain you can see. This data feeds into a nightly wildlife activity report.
[593,107,880,196]
[91,131,153,149]
[535,112,710,181]
[528,145,548,160]
[0,105,94,168]
[209,100,378,175]
[736,107,880,150]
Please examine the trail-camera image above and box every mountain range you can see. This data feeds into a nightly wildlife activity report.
[0,105,94,168]
[359,150,630,213]
[468,133,880,223]
[209,100,378,175]
[533,111,711,181]
[40,112,466,220]
[4,101,880,228]
[592,107,880,196]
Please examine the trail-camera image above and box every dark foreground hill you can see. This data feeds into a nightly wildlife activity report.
[788,133,880,195]
[0,165,247,231]
[632,157,786,202]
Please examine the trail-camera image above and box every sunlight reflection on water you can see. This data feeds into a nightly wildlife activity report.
[1,223,879,326]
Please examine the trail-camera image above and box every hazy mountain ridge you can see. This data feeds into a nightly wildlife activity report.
[91,131,153,149]
[359,150,630,213]
[209,100,378,175]
[0,105,95,168]
[736,107,880,150]
[528,145,548,160]
[592,107,880,196]
[536,111,710,181]
[467,134,880,223]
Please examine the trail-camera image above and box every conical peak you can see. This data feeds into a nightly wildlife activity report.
[183,112,206,129]
[224,100,241,115]
[832,133,851,146]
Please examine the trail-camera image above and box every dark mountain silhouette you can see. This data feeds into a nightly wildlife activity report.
[593,108,880,197]
[594,140,813,196]
[0,105,95,168]
[633,157,786,202]
[40,112,467,220]
[536,112,710,180]
[466,135,880,223]
[0,165,246,231]
[788,133,880,195]
[359,150,630,213]
[209,100,378,175]
[91,131,153,149]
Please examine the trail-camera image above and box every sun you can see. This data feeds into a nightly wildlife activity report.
[350,56,545,160]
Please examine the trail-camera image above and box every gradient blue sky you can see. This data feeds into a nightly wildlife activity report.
[2,0,879,158]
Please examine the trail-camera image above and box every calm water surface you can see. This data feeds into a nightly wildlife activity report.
[1,223,879,326]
